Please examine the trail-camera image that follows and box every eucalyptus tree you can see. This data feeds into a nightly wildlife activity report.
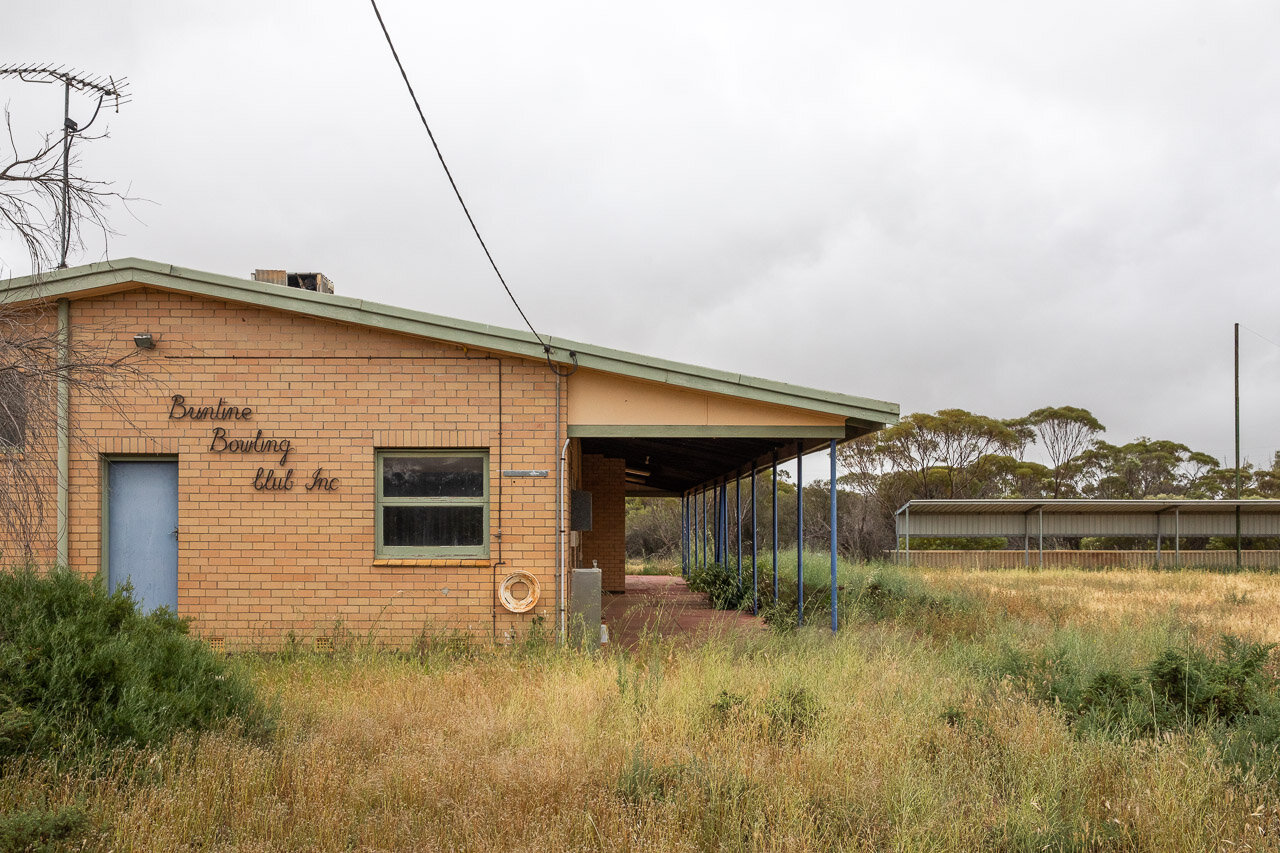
[1016,406,1105,497]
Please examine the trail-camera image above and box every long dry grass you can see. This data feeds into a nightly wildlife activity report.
[5,565,1280,851]
[917,565,1280,644]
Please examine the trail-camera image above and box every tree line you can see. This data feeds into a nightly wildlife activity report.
[626,406,1280,560]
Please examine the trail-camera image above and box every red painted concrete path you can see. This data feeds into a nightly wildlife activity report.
[602,574,763,649]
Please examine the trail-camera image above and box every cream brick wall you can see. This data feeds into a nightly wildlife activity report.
[579,453,626,593]
[44,285,569,647]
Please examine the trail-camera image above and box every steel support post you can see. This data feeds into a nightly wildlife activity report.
[720,484,728,565]
[701,488,707,568]
[680,493,687,576]
[904,506,910,565]
[1175,509,1181,568]
[829,439,838,632]
[736,473,742,588]
[1155,513,1162,569]
[751,466,758,615]
[796,441,804,627]
[772,453,779,603]
[1038,509,1044,569]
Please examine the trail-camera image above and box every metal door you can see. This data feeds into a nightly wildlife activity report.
[106,459,179,613]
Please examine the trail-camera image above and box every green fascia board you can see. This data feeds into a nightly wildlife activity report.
[568,424,846,439]
[2,259,900,425]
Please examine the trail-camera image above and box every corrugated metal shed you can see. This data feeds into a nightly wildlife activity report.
[896,499,1280,538]
[895,499,1280,568]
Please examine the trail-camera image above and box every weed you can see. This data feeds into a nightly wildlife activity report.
[1224,589,1251,606]
[0,565,272,766]
[686,562,751,610]
[763,684,822,740]
[708,690,750,723]
[616,748,685,803]
[0,804,89,852]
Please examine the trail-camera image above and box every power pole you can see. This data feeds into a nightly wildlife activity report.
[1235,322,1242,569]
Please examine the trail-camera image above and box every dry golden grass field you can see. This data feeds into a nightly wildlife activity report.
[919,565,1280,644]
[6,561,1280,852]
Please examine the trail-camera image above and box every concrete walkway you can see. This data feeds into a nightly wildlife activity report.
[602,574,763,649]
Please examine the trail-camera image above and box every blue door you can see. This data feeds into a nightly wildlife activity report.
[107,460,179,613]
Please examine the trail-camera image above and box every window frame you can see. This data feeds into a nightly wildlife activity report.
[375,449,490,559]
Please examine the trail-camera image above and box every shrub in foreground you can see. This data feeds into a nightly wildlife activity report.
[758,561,977,637]
[0,565,272,764]
[686,562,752,610]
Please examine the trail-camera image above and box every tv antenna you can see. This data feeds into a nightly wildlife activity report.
[0,65,129,268]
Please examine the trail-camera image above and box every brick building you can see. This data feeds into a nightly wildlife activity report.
[0,259,897,646]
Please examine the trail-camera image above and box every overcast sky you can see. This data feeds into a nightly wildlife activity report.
[4,0,1279,468]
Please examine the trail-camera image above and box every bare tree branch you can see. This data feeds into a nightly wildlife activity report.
[0,109,127,277]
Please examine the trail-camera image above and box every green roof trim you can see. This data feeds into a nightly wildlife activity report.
[568,424,847,439]
[2,258,899,427]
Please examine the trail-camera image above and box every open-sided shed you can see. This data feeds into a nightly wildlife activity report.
[895,499,1280,567]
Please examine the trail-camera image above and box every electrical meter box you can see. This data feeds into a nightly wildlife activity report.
[570,565,602,650]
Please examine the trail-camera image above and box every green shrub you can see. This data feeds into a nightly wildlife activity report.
[0,805,89,852]
[758,562,976,636]
[0,565,273,765]
[763,684,822,740]
[686,563,751,610]
[995,631,1280,745]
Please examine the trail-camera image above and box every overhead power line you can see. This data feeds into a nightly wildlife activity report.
[1241,324,1280,352]
[367,0,560,364]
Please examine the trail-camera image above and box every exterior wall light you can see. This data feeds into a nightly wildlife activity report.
[133,333,155,349]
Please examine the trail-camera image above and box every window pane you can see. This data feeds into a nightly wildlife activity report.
[383,506,484,548]
[383,456,484,498]
[0,371,28,449]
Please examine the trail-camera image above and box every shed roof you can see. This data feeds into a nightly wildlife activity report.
[896,499,1280,539]
[899,499,1280,515]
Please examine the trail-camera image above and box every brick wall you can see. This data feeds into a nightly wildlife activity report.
[20,285,569,648]
[579,453,625,593]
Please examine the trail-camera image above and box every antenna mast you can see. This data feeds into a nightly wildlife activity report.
[0,65,130,268]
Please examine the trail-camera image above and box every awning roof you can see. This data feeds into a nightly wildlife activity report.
[582,434,850,496]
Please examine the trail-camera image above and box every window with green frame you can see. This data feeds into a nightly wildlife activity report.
[376,450,489,557]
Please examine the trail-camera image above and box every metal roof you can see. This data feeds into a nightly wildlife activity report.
[3,259,899,492]
[899,499,1280,515]
[1,259,899,430]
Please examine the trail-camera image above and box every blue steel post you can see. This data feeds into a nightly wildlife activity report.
[772,452,779,603]
[679,493,685,576]
[714,483,722,565]
[735,473,742,589]
[702,488,708,568]
[686,492,692,575]
[706,488,712,568]
[830,440,838,632]
[709,486,715,566]
[751,466,758,615]
[720,483,729,565]
[696,489,702,569]
[682,492,689,577]
[796,441,804,627]
[718,483,726,565]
